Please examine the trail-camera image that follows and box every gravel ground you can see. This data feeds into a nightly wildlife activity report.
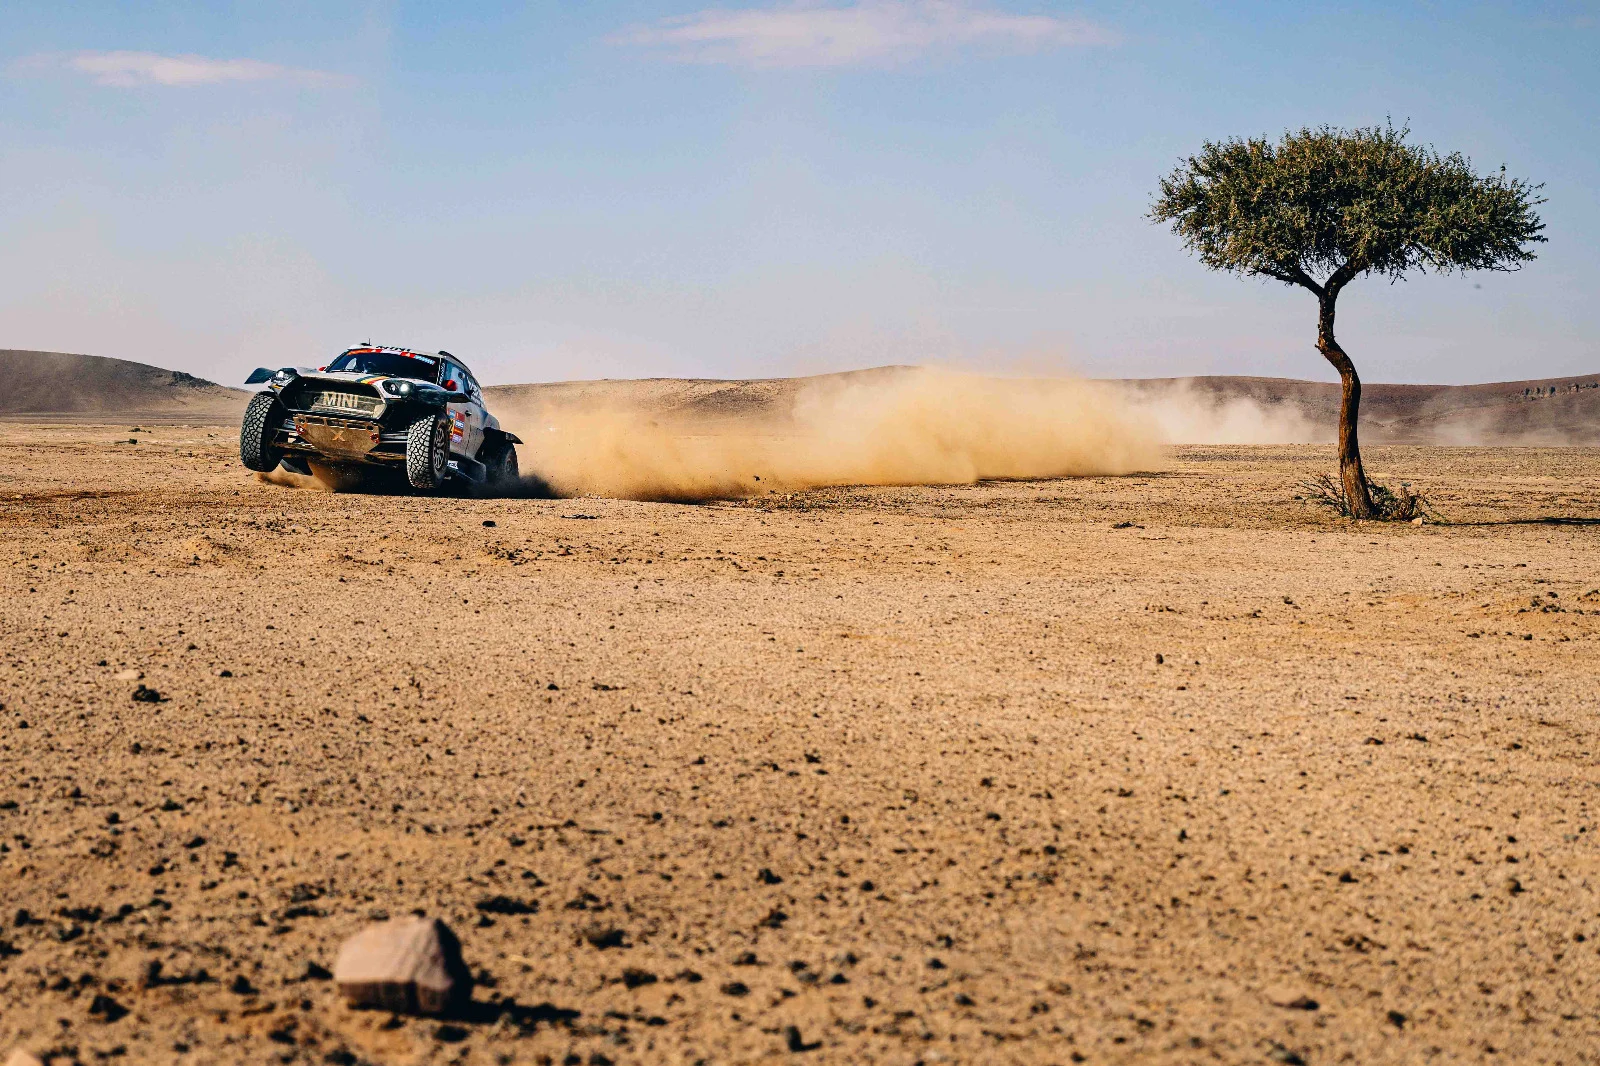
[2,423,1599,1065]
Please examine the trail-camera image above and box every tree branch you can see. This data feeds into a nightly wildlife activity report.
[1322,257,1367,301]
[1259,263,1325,298]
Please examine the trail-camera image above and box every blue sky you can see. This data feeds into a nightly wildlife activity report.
[1,1,1595,386]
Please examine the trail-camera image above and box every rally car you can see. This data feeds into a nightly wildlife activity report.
[238,345,521,491]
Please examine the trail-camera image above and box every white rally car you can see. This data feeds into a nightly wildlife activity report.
[238,345,520,491]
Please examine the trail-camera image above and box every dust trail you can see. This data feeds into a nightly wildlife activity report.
[499,367,1163,502]
[1117,380,1326,445]
[256,460,368,492]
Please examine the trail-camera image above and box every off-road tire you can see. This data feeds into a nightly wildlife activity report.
[239,392,286,472]
[406,413,450,491]
[481,436,520,488]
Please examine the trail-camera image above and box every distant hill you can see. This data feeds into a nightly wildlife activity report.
[0,350,250,423]
[2,348,1596,444]
[1119,373,1600,445]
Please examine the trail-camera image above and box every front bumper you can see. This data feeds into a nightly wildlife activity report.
[279,414,410,465]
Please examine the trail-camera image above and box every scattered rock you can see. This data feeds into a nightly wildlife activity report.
[113,669,142,681]
[5,1049,45,1066]
[756,868,783,885]
[720,981,750,997]
[785,1025,821,1052]
[475,895,537,916]
[333,916,472,1015]
[88,994,129,1022]
[582,925,627,950]
[482,520,497,528]
[620,968,657,989]
[295,960,333,982]
[131,685,163,703]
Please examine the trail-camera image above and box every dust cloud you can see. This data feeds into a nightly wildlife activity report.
[256,460,370,492]
[1119,381,1326,445]
[500,368,1164,502]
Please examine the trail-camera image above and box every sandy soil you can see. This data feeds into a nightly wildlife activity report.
[2,422,1599,1065]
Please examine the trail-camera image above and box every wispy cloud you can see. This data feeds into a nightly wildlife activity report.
[19,50,342,88]
[611,0,1116,68]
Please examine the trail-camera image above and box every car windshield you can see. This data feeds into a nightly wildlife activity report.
[326,351,438,381]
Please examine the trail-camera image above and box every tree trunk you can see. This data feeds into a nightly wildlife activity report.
[1316,293,1376,518]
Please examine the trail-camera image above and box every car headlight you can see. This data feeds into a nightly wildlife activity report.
[382,379,414,396]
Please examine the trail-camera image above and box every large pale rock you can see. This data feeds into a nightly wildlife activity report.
[332,916,471,1015]
[6,1049,46,1066]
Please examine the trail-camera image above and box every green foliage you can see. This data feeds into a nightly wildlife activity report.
[1150,124,1545,291]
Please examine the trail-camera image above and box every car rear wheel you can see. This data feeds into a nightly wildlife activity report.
[240,392,286,472]
[481,436,519,488]
[406,414,450,490]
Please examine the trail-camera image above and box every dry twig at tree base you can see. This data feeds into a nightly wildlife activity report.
[1298,473,1444,522]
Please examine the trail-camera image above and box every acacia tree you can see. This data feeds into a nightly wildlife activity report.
[1151,124,1544,517]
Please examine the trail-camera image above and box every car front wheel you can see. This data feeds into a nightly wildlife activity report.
[240,392,286,472]
[405,414,450,490]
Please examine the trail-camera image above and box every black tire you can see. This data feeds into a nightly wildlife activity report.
[240,392,286,472]
[481,435,520,488]
[406,413,450,490]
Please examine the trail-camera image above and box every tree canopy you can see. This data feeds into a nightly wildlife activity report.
[1150,124,1545,296]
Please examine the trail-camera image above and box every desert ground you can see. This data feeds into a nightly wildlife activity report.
[3,414,1599,1066]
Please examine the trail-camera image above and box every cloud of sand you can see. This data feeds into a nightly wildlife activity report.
[1118,380,1328,445]
[256,460,369,492]
[500,367,1163,501]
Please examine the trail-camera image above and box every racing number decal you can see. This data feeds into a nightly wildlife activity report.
[450,410,466,444]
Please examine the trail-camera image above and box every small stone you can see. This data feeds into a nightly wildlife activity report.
[333,916,471,1016]
[88,994,129,1022]
[131,685,162,704]
[620,968,657,989]
[6,1049,46,1066]
[298,961,333,982]
[583,925,626,950]
[114,669,142,681]
[1266,985,1320,1010]
[482,520,496,528]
